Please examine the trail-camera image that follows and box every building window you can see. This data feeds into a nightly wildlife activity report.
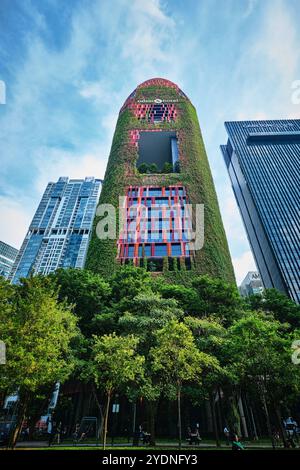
[171,244,181,256]
[154,244,168,257]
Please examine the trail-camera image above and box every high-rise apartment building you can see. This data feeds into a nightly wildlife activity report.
[221,119,300,303]
[10,177,102,283]
[86,78,234,284]
[0,241,18,279]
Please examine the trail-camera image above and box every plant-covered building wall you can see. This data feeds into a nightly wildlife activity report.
[85,78,235,285]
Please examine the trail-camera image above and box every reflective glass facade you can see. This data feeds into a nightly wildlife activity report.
[221,119,300,303]
[0,241,18,279]
[9,177,102,283]
[239,271,264,297]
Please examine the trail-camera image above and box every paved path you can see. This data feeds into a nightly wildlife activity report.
[14,440,292,449]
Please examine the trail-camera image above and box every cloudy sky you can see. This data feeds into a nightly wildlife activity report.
[0,0,299,283]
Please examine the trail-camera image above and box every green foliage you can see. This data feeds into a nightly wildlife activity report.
[85,84,235,284]
[0,276,80,447]
[110,265,153,308]
[150,319,219,447]
[50,268,111,336]
[148,261,157,272]
[149,162,159,174]
[119,292,182,349]
[223,311,300,405]
[191,275,242,323]
[1,265,300,446]
[246,288,300,327]
[0,276,79,395]
[91,332,145,448]
[162,162,173,173]
[91,333,145,395]
[150,320,218,386]
[158,283,198,315]
[138,163,149,174]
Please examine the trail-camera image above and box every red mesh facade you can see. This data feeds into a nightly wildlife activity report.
[117,185,192,269]
[137,78,180,91]
[120,77,188,114]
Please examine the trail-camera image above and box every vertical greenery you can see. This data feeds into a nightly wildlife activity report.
[85,81,235,284]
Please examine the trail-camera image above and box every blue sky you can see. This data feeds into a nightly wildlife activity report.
[0,0,299,283]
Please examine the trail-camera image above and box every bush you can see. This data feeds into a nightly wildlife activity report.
[138,163,149,174]
[162,162,173,173]
[149,163,159,174]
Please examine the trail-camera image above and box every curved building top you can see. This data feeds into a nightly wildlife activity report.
[120,77,190,113]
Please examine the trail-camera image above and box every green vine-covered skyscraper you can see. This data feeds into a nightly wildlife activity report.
[86,78,235,284]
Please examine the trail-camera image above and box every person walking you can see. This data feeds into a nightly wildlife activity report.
[224,426,230,446]
[48,421,56,447]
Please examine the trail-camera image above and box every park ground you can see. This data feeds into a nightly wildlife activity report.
[2,437,299,450]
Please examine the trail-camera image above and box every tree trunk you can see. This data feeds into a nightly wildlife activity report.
[210,393,220,447]
[247,399,258,440]
[28,397,49,440]
[238,394,248,438]
[103,391,111,450]
[261,392,273,447]
[9,393,30,449]
[216,388,223,434]
[274,404,288,448]
[177,386,182,449]
[92,385,104,441]
[149,401,156,446]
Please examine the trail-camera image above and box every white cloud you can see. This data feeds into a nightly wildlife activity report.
[242,0,258,19]
[34,147,108,194]
[252,0,299,80]
[120,0,178,81]
[233,250,257,285]
[0,197,32,249]
[218,185,250,251]
[79,81,106,100]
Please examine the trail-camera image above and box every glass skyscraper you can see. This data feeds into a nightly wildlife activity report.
[9,177,102,283]
[239,271,264,297]
[0,241,18,279]
[221,119,300,303]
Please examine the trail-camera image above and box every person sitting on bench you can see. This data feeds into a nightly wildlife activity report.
[187,426,201,445]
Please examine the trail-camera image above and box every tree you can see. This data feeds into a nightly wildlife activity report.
[0,276,79,447]
[150,320,218,448]
[0,277,15,409]
[158,283,198,316]
[184,316,234,446]
[223,311,300,446]
[149,163,159,174]
[50,268,111,336]
[162,162,173,173]
[119,292,183,444]
[119,292,182,345]
[192,275,242,323]
[109,265,153,312]
[247,288,300,327]
[91,333,144,449]
[138,163,149,174]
